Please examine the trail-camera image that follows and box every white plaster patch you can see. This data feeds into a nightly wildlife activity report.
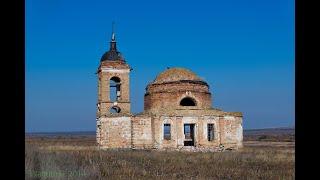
[101,68,130,73]
[236,123,243,142]
[224,116,235,120]
[163,117,171,124]
[99,117,107,122]
[111,121,119,126]
[182,116,198,123]
[139,119,146,125]
[204,116,219,121]
[109,117,131,126]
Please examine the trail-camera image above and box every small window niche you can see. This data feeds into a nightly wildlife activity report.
[110,106,121,114]
[207,124,214,141]
[163,124,171,140]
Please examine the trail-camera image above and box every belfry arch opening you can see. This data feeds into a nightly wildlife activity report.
[180,97,196,106]
[110,76,121,102]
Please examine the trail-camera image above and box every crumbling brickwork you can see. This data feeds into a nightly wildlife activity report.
[97,61,131,115]
[144,80,212,112]
[131,115,153,149]
[98,116,132,148]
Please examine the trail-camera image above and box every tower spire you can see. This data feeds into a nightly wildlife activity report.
[111,21,116,42]
[100,21,126,61]
[109,21,117,52]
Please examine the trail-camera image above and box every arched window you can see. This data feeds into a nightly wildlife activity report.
[110,76,121,102]
[110,106,121,113]
[180,97,196,106]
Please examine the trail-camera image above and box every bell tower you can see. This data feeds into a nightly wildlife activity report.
[96,25,131,117]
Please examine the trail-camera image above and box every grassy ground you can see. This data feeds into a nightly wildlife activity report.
[25,133,295,180]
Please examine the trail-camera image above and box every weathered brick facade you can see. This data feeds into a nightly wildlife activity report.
[96,32,243,152]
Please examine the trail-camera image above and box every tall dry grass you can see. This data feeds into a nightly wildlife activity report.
[25,136,294,180]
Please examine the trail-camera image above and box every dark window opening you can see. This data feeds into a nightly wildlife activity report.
[184,124,195,146]
[164,124,171,140]
[110,106,121,114]
[208,124,214,141]
[110,77,121,102]
[180,97,196,106]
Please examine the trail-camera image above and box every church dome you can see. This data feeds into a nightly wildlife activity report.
[153,68,202,84]
[144,67,212,112]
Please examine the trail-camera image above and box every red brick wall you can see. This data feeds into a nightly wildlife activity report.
[144,81,212,112]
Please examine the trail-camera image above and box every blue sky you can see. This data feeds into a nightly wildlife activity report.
[26,0,294,132]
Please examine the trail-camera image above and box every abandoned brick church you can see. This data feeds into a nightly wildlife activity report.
[96,30,243,151]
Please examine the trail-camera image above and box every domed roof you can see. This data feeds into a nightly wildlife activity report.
[153,67,203,84]
[100,50,125,61]
[100,30,125,62]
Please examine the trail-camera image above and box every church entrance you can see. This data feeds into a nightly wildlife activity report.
[184,124,195,146]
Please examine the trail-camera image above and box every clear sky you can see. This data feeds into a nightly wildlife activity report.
[26,0,294,132]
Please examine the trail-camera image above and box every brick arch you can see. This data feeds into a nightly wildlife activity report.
[110,76,121,102]
[110,76,121,83]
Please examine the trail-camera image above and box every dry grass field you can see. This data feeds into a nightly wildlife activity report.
[25,129,295,179]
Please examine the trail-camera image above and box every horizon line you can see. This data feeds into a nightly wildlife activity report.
[25,126,295,134]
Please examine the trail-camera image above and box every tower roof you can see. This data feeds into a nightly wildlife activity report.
[100,23,125,62]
